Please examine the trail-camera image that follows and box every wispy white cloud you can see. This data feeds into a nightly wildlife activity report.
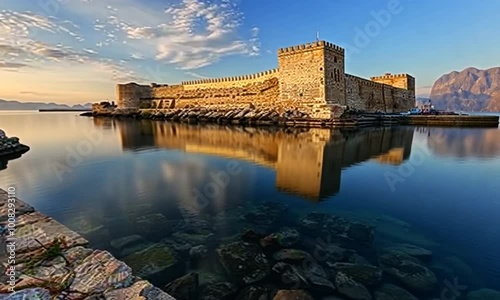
[185,71,208,79]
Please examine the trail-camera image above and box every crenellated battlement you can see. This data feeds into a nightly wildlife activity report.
[181,68,279,86]
[278,40,344,56]
[370,73,413,81]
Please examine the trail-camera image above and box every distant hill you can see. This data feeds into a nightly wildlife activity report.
[429,67,500,112]
[0,99,93,111]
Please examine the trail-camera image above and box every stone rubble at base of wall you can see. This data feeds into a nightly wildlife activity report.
[0,188,175,300]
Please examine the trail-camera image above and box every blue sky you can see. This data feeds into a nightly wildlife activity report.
[1,0,499,104]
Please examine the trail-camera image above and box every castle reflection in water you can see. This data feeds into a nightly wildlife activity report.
[94,118,414,201]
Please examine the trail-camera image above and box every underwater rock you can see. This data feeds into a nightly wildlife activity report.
[302,260,336,292]
[379,251,437,293]
[333,263,382,287]
[275,227,301,247]
[272,262,309,288]
[164,273,199,300]
[122,244,183,282]
[201,282,237,300]
[216,241,270,284]
[242,229,266,243]
[384,244,432,261]
[110,234,146,250]
[244,202,288,227]
[373,284,418,300]
[189,245,208,261]
[272,290,314,300]
[172,229,216,246]
[162,238,193,257]
[135,213,179,239]
[273,249,311,262]
[299,212,375,246]
[235,285,278,300]
[335,272,372,300]
[198,272,228,289]
[466,288,500,300]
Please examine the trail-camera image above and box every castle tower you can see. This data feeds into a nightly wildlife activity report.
[370,73,416,92]
[277,41,346,108]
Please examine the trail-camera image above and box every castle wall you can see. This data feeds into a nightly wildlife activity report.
[181,69,279,90]
[345,74,414,112]
[114,40,415,116]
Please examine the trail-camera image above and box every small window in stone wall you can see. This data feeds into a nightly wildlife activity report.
[319,67,323,71]
[334,56,337,63]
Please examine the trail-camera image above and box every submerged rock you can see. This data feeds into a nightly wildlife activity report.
[384,244,432,261]
[236,285,278,300]
[299,212,375,246]
[272,290,314,300]
[335,272,372,300]
[216,241,270,284]
[172,229,216,246]
[374,284,418,300]
[244,202,288,227]
[122,244,183,282]
[189,245,208,260]
[379,251,437,292]
[5,288,51,300]
[466,288,500,300]
[273,249,311,262]
[333,263,382,287]
[272,260,335,292]
[164,273,199,300]
[201,282,237,300]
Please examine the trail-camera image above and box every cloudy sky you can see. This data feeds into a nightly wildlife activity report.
[1,0,499,104]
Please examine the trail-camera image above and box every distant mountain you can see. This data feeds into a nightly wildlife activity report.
[0,99,93,110]
[429,67,500,112]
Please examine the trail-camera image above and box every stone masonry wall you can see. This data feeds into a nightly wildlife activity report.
[345,74,414,112]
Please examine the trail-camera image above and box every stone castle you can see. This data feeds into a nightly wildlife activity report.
[116,40,415,118]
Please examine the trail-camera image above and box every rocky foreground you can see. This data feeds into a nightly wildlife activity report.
[0,136,30,158]
[0,188,175,299]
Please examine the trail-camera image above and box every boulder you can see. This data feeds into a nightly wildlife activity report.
[273,290,314,300]
[236,285,278,300]
[273,249,311,262]
[189,245,208,261]
[216,241,270,284]
[164,273,199,300]
[374,284,418,300]
[201,282,237,300]
[384,244,432,261]
[122,244,183,282]
[333,263,382,287]
[379,251,437,292]
[335,272,372,300]
[299,212,374,246]
[466,288,500,300]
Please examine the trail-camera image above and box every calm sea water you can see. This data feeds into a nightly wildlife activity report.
[1,111,500,298]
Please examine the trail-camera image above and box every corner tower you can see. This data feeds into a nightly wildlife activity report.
[277,40,346,109]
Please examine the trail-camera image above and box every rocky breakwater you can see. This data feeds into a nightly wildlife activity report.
[87,105,362,128]
[0,188,174,299]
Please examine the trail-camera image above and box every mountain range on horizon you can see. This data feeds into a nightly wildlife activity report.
[422,67,500,112]
[0,99,93,111]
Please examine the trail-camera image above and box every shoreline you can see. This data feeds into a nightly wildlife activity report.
[82,108,500,128]
[0,188,174,299]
